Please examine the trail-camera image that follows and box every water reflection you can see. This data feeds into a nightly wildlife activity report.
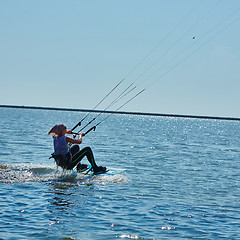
[47,182,75,211]
[52,196,72,210]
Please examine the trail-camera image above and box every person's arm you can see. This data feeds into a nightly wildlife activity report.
[66,133,85,144]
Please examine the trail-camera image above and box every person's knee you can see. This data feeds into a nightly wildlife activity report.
[72,145,80,151]
[83,146,92,152]
[70,145,80,155]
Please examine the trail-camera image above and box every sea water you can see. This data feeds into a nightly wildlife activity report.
[0,108,239,240]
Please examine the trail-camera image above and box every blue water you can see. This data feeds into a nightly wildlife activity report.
[0,108,240,240]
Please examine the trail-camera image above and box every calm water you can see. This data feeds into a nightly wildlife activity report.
[0,108,239,240]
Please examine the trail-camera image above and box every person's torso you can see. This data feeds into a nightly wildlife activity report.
[54,136,69,155]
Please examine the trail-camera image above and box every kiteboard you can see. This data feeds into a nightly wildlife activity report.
[77,165,122,176]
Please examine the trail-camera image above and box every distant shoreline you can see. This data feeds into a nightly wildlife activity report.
[0,104,239,121]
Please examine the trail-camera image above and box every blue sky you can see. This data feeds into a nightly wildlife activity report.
[0,0,239,117]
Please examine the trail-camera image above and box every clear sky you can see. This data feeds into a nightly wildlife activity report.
[0,0,239,117]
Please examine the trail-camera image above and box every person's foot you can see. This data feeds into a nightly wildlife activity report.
[93,166,107,174]
[77,164,89,172]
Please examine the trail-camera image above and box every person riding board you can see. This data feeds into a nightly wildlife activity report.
[48,124,106,174]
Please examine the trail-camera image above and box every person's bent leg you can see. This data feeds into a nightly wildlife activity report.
[68,147,98,170]
[69,145,82,170]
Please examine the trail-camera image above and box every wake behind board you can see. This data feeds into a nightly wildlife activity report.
[57,169,78,181]
[56,165,125,182]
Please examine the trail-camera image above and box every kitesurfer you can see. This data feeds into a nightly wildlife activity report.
[48,124,106,174]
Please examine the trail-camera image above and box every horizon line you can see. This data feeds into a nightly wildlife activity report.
[0,104,239,121]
